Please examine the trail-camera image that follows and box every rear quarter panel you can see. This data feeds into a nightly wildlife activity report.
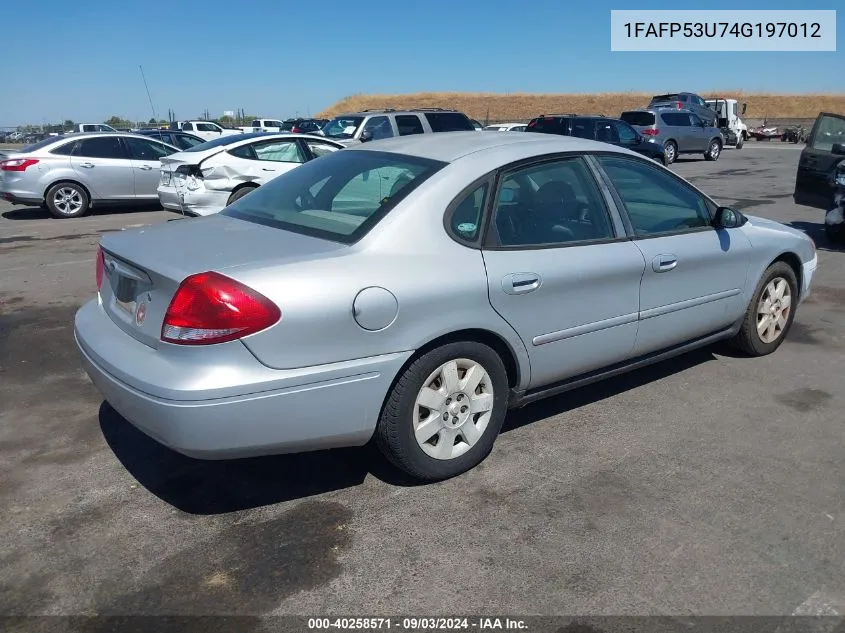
[233,162,533,388]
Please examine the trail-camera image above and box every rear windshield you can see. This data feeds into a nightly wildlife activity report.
[650,94,683,103]
[322,116,364,139]
[424,112,475,132]
[222,149,447,244]
[620,111,656,126]
[525,117,568,134]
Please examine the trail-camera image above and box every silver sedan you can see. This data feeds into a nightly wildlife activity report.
[0,132,178,218]
[74,132,818,481]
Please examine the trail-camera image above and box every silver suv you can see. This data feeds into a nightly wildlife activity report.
[0,132,178,218]
[620,108,725,165]
[319,108,476,146]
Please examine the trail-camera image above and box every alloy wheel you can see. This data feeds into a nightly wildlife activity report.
[756,277,792,343]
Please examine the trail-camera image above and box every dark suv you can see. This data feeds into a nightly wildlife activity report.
[524,114,667,165]
[647,92,717,127]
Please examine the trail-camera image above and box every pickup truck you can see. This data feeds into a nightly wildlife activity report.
[169,121,243,141]
[238,118,286,133]
[49,123,118,136]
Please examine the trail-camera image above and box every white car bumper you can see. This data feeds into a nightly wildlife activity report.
[157,182,229,217]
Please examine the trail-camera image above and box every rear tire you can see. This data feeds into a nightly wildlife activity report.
[663,140,677,165]
[704,138,722,161]
[730,261,798,357]
[375,341,509,481]
[45,182,89,218]
[735,135,744,149]
[227,186,257,206]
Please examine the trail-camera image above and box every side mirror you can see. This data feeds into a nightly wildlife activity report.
[832,143,845,156]
[360,130,373,143]
[741,103,747,115]
[714,206,747,229]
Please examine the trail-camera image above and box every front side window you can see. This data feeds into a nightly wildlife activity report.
[596,155,712,236]
[125,137,174,161]
[252,139,306,163]
[362,116,394,140]
[196,123,221,132]
[613,121,638,144]
[74,136,126,159]
[182,123,194,131]
[570,118,594,139]
[491,157,614,247]
[306,140,341,158]
[811,114,845,151]
[222,150,445,243]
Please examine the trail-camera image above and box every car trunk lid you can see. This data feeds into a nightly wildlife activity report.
[98,214,347,348]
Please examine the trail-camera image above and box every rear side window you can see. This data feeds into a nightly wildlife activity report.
[526,117,568,134]
[424,112,474,132]
[396,115,424,136]
[196,123,219,132]
[660,112,691,127]
[448,182,489,242]
[620,111,655,126]
[222,149,446,243]
[74,136,126,159]
[570,118,594,139]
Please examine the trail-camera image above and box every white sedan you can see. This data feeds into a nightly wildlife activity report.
[483,122,528,132]
[157,132,344,216]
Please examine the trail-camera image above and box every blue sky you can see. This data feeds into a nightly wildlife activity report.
[0,0,841,126]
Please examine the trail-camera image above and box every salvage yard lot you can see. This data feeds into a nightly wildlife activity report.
[1,144,844,618]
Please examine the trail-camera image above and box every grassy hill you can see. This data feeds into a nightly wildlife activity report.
[317,91,845,122]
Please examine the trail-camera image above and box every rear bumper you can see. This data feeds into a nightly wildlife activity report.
[0,190,42,206]
[74,298,412,459]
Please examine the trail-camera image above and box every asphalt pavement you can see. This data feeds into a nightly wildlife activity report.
[1,142,844,623]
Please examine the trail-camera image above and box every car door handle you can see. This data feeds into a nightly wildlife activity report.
[261,168,276,172]
[502,272,542,295]
[138,164,153,171]
[79,162,95,168]
[653,254,678,273]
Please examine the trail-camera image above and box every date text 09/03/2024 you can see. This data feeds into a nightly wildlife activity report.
[307,617,528,630]
[622,22,821,39]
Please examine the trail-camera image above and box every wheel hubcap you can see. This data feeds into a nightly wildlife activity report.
[711,143,720,158]
[413,358,495,461]
[54,188,82,214]
[666,145,675,161]
[756,277,792,344]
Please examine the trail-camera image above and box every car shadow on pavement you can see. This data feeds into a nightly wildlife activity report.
[98,402,419,515]
[502,346,718,433]
[789,221,844,253]
[2,204,163,221]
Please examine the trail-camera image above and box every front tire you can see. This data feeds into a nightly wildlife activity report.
[375,341,509,481]
[45,182,89,218]
[730,262,798,356]
[704,138,722,161]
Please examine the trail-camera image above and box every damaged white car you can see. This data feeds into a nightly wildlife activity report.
[157,132,344,216]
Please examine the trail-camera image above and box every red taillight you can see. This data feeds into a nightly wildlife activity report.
[291,126,301,133]
[1,158,39,172]
[641,128,660,136]
[95,246,105,290]
[676,101,683,109]
[161,271,281,345]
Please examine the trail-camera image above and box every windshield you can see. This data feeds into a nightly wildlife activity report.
[181,132,265,152]
[322,116,364,139]
[222,149,447,243]
[620,111,656,126]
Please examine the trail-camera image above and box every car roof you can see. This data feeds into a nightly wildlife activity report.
[352,130,639,163]
[332,108,465,117]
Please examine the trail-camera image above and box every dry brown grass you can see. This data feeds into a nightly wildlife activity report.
[317,91,845,121]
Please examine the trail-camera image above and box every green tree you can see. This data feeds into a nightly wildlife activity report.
[63,119,75,129]
[148,117,157,125]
